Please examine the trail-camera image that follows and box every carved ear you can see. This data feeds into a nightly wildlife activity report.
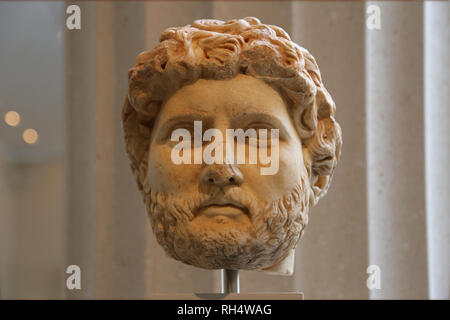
[306,115,342,207]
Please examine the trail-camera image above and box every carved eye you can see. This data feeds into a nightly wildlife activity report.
[242,123,278,148]
[247,123,273,137]
[179,123,195,135]
[170,122,198,138]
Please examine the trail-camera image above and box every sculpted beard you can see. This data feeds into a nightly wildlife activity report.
[144,176,311,270]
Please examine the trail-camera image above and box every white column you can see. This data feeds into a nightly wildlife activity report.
[65,2,149,298]
[93,2,149,298]
[425,1,450,300]
[366,1,428,299]
[292,2,369,299]
[64,1,96,299]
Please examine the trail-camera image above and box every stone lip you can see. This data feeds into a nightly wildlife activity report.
[197,204,248,218]
[196,198,250,217]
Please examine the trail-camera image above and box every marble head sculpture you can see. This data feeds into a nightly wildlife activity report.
[122,17,342,275]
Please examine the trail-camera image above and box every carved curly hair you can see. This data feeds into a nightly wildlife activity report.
[122,17,342,205]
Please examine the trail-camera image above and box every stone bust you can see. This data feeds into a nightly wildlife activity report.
[122,17,342,275]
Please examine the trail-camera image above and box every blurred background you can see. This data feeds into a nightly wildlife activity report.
[0,1,448,299]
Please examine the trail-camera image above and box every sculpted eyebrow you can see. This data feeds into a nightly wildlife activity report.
[232,113,291,140]
[156,114,211,139]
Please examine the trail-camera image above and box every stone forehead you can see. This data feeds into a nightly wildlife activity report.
[158,75,288,115]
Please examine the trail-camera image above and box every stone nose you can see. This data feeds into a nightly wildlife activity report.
[200,164,244,187]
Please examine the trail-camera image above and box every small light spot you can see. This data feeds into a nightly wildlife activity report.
[4,111,21,127]
[23,128,39,144]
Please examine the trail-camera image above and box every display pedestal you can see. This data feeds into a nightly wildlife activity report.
[148,292,304,300]
[148,269,303,299]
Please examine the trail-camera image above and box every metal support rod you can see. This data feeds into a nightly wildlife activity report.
[221,269,240,293]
